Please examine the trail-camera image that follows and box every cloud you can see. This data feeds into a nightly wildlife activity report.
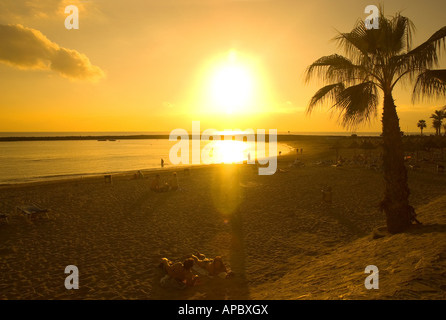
[0,24,104,81]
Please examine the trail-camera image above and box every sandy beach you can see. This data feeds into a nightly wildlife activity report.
[1,136,445,300]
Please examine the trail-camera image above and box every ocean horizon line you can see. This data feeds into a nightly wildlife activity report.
[0,131,434,142]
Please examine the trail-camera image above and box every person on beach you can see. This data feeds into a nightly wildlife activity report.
[150,174,169,192]
[190,253,230,277]
[161,158,164,168]
[409,206,422,225]
[160,257,199,286]
[169,172,179,191]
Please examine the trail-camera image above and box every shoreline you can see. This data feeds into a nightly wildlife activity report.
[0,140,299,187]
[0,163,210,189]
[0,150,295,188]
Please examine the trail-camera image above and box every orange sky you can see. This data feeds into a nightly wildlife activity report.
[0,0,445,133]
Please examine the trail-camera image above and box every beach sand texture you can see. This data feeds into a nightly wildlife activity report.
[1,138,445,300]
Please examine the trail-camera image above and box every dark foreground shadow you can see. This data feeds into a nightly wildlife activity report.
[406,223,446,235]
[324,204,366,237]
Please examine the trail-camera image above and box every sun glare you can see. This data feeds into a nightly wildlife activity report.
[216,140,247,163]
[207,50,256,114]
[203,139,248,164]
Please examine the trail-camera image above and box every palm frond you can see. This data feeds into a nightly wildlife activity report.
[407,26,446,70]
[305,54,364,85]
[412,69,446,102]
[334,21,372,61]
[430,110,445,120]
[307,83,345,114]
[334,11,414,60]
[432,118,442,128]
[386,13,415,54]
[331,82,379,129]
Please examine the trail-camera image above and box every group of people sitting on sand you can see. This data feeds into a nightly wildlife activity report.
[159,252,233,288]
[290,157,305,168]
[150,172,179,192]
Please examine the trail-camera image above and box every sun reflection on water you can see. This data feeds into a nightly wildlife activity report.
[202,140,250,164]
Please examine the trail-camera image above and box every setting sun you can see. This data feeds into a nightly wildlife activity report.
[194,49,270,116]
[209,50,255,114]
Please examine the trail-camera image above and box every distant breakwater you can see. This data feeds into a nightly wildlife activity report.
[0,135,170,142]
[0,134,328,142]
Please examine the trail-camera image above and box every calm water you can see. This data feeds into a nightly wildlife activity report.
[0,139,292,184]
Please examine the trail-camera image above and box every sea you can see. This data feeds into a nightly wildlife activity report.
[0,132,298,184]
[2,130,424,184]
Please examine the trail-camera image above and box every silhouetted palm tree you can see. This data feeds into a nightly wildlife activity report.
[417,120,427,136]
[432,119,442,135]
[305,9,446,233]
[430,110,445,135]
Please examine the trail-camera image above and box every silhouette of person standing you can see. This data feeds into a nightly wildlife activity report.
[161,158,164,168]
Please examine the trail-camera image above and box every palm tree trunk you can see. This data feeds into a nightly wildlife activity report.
[380,94,413,233]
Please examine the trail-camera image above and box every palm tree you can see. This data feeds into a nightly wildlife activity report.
[430,110,445,135]
[417,120,427,136]
[432,119,442,135]
[443,106,446,137]
[305,9,446,233]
